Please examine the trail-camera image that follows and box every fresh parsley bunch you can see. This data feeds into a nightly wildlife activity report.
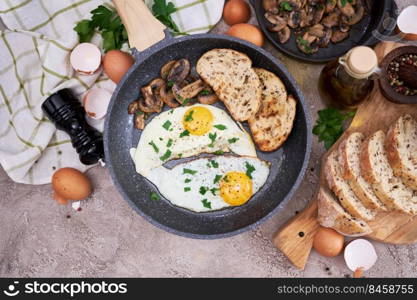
[313,108,355,149]
[152,0,185,35]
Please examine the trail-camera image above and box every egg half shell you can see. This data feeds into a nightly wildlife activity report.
[70,43,102,75]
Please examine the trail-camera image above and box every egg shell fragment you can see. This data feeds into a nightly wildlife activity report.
[344,239,377,272]
[70,43,102,75]
[83,87,112,119]
[52,168,92,201]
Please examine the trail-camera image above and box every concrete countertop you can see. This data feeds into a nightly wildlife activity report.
[1,0,416,278]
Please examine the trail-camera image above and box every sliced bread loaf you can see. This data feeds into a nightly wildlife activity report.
[248,68,296,151]
[325,151,376,221]
[360,130,417,215]
[196,49,261,121]
[385,114,417,190]
[339,132,387,211]
[317,187,372,237]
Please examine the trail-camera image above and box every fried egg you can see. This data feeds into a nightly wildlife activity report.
[131,104,256,177]
[146,156,270,212]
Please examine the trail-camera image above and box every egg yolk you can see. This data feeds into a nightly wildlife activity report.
[182,106,213,136]
[220,171,253,206]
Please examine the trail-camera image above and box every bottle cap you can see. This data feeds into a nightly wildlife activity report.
[341,46,378,79]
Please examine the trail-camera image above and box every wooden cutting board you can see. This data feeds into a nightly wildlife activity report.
[273,41,417,270]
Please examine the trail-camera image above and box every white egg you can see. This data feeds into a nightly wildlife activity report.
[131,104,256,177]
[146,156,270,212]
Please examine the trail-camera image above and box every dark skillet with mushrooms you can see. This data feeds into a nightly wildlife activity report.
[127,58,218,129]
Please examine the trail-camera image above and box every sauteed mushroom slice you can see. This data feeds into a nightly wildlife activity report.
[160,82,180,108]
[317,27,332,47]
[134,112,146,130]
[263,0,277,11]
[139,79,165,113]
[128,100,139,114]
[308,23,325,38]
[265,13,287,32]
[331,28,349,43]
[296,32,319,54]
[167,59,191,83]
[311,4,325,24]
[160,60,177,80]
[322,11,340,27]
[325,0,337,13]
[278,25,291,43]
[173,79,205,104]
[337,0,355,17]
[197,86,218,104]
[341,1,364,25]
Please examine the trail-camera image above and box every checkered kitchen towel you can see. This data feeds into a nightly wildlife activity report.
[0,0,224,185]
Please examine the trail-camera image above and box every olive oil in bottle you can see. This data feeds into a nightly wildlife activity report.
[318,46,378,109]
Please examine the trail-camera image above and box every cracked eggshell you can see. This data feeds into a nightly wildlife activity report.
[70,43,102,75]
[83,87,112,120]
[397,6,417,40]
[344,239,377,272]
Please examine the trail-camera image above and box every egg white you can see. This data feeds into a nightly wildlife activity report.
[131,104,256,177]
[146,156,270,212]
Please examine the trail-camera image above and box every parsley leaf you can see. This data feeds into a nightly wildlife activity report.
[245,162,256,179]
[180,130,190,137]
[214,124,227,130]
[159,149,172,161]
[166,138,173,148]
[199,89,211,96]
[199,186,209,195]
[185,178,192,183]
[214,175,222,184]
[280,1,293,11]
[202,199,212,209]
[184,110,194,122]
[167,81,175,88]
[313,108,355,149]
[150,192,160,201]
[210,187,219,196]
[183,168,197,175]
[228,137,239,144]
[208,132,217,147]
[162,120,172,130]
[148,141,159,153]
[214,150,224,155]
[184,187,191,192]
[210,160,219,168]
[152,0,186,36]
[181,98,191,106]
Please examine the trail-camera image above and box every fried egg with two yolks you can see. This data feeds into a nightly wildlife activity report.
[130,104,270,211]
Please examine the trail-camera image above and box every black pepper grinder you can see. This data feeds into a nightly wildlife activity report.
[41,89,104,165]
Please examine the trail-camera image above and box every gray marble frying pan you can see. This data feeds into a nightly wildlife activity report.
[104,0,312,239]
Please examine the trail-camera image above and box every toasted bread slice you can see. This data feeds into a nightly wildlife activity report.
[317,187,372,237]
[247,68,296,151]
[339,132,387,211]
[325,151,375,221]
[360,130,417,215]
[196,49,261,121]
[385,114,417,190]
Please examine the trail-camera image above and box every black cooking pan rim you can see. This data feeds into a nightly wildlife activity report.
[104,33,312,239]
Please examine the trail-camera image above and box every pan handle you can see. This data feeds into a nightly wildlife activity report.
[113,0,167,51]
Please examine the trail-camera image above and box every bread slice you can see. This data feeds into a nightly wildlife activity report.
[317,187,372,237]
[325,151,375,221]
[196,49,261,121]
[385,114,417,190]
[339,132,387,211]
[360,130,417,215]
[247,68,296,151]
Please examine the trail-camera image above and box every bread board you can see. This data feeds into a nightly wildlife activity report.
[274,41,417,270]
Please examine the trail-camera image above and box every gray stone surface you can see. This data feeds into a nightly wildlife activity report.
[1,0,416,278]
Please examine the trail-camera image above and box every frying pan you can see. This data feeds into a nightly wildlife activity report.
[104,0,312,239]
[250,0,397,63]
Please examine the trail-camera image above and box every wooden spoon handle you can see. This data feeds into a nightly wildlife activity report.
[113,0,166,51]
[273,199,320,270]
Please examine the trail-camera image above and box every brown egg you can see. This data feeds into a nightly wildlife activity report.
[226,23,264,47]
[223,0,251,26]
[53,191,68,205]
[103,50,135,84]
[52,168,92,201]
[313,227,345,257]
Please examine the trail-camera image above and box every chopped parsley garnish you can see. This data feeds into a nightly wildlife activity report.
[297,36,313,54]
[210,160,219,168]
[183,168,197,175]
[180,130,190,137]
[199,89,211,96]
[184,178,192,183]
[202,199,212,209]
[245,162,256,179]
[167,80,174,88]
[210,187,219,196]
[214,150,224,155]
[184,110,194,122]
[150,192,160,201]
[214,124,227,130]
[178,153,183,158]
[159,149,172,161]
[184,187,191,192]
[280,1,293,11]
[166,138,173,147]
[181,98,191,106]
[162,120,172,130]
[208,132,217,147]
[199,186,209,195]
[168,109,174,114]
[136,110,144,115]
[340,0,353,7]
[148,141,159,153]
[228,137,239,144]
[214,174,222,184]
[159,137,163,141]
